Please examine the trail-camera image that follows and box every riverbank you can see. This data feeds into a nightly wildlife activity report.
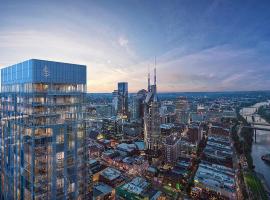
[254,103,270,198]
[243,171,269,200]
[258,105,270,123]
[256,172,270,195]
[237,102,270,199]
[237,101,270,199]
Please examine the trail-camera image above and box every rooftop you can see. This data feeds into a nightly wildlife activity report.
[117,143,137,153]
[1,59,86,85]
[93,182,113,197]
[100,167,121,181]
[194,162,236,193]
[134,141,145,150]
[160,123,174,129]
[121,177,149,195]
[165,134,180,145]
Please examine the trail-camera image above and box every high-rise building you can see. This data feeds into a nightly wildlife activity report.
[131,89,147,122]
[112,83,129,118]
[186,125,203,145]
[112,90,118,116]
[144,67,161,157]
[175,97,189,124]
[164,133,181,164]
[0,59,92,199]
[117,82,128,117]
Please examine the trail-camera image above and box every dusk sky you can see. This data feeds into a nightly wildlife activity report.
[0,0,270,92]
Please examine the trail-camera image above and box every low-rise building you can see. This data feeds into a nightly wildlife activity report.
[93,182,114,200]
[116,177,162,200]
[116,143,137,155]
[88,159,107,182]
[163,158,191,190]
[202,134,233,167]
[99,167,125,187]
[194,162,236,199]
[110,155,149,175]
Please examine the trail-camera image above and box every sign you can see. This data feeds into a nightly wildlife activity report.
[43,65,50,77]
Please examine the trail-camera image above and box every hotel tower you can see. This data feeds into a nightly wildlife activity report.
[0,59,92,199]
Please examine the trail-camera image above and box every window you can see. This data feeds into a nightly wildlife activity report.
[57,134,64,144]
[57,128,64,143]
[56,152,64,161]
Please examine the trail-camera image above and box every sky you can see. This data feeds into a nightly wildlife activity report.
[0,0,270,92]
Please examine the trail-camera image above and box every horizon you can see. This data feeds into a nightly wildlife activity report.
[88,90,270,94]
[1,0,270,92]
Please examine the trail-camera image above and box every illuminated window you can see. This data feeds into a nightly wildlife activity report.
[56,152,64,161]
[57,134,64,144]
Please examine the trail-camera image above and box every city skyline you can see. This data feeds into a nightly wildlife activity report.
[1,0,270,92]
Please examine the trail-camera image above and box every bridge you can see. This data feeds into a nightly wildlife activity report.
[240,104,270,142]
[243,125,270,132]
[251,122,270,126]
[242,123,270,143]
[241,113,260,117]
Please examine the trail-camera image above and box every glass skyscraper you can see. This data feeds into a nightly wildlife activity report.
[117,82,128,117]
[0,59,91,199]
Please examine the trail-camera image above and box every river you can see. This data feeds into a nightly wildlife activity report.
[240,101,270,187]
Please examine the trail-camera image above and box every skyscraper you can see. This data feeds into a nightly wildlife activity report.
[144,67,161,157]
[112,90,118,116]
[0,59,92,199]
[131,89,147,122]
[117,82,128,118]
[164,133,182,164]
[175,96,190,124]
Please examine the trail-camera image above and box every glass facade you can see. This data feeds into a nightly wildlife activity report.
[0,59,91,200]
[117,82,128,117]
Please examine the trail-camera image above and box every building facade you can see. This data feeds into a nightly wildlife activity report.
[144,69,161,157]
[0,59,92,199]
[112,90,118,116]
[131,89,146,122]
[164,133,181,164]
[175,97,189,124]
[117,82,128,118]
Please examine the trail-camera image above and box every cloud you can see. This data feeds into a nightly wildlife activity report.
[0,28,139,91]
[118,36,129,47]
[1,28,269,93]
[1,1,270,92]
[123,44,270,92]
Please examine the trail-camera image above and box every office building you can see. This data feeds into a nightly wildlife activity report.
[117,82,128,118]
[164,133,181,164]
[186,125,203,145]
[131,89,146,122]
[175,97,189,124]
[144,68,161,157]
[112,90,118,116]
[0,59,91,199]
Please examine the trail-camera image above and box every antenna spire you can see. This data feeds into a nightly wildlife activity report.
[148,65,151,92]
[154,57,157,85]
